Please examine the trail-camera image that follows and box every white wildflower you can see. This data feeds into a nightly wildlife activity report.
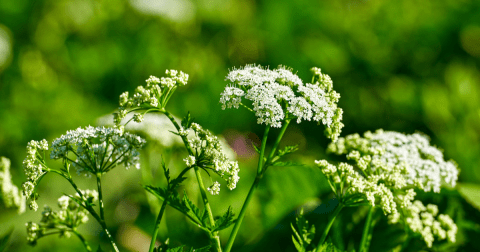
[207,181,221,195]
[50,126,146,174]
[221,64,343,141]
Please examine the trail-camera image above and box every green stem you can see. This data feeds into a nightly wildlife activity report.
[163,111,222,252]
[48,169,119,252]
[316,203,344,250]
[96,173,119,252]
[224,126,271,252]
[359,207,375,252]
[264,120,291,170]
[73,230,92,252]
[148,199,169,252]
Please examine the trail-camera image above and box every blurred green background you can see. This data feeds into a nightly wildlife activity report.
[1,0,480,251]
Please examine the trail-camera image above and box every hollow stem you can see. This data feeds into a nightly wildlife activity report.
[148,199,169,252]
[359,207,375,252]
[316,203,344,250]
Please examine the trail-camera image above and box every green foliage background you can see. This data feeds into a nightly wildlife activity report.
[1,0,480,251]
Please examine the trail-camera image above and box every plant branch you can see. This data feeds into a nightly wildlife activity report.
[316,203,344,249]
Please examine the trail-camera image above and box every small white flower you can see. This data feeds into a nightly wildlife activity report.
[207,181,221,195]
[184,155,196,167]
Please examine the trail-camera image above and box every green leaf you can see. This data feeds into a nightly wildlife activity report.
[181,112,194,129]
[160,157,170,183]
[277,145,299,158]
[182,191,206,226]
[272,161,304,167]
[458,183,480,212]
[192,245,211,252]
[291,208,316,252]
[166,245,185,252]
[317,241,347,252]
[144,185,189,214]
[212,206,236,232]
[0,228,14,252]
[96,246,105,252]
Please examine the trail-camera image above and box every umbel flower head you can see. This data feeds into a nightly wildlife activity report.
[26,192,96,246]
[315,160,415,215]
[184,122,240,195]
[327,129,459,193]
[22,126,145,211]
[389,200,457,248]
[220,65,344,141]
[114,69,189,126]
[50,126,146,174]
[1,156,26,213]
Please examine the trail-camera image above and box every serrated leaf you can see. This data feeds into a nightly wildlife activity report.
[144,185,189,214]
[0,228,14,252]
[182,191,206,226]
[192,245,211,252]
[166,245,185,252]
[160,157,170,183]
[291,208,316,252]
[317,241,346,252]
[212,206,236,232]
[278,145,299,158]
[458,183,480,212]
[272,161,304,167]
[170,176,187,189]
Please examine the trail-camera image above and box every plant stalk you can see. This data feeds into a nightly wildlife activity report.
[73,230,92,252]
[163,111,222,252]
[96,173,119,252]
[148,199,169,252]
[359,206,375,252]
[316,203,344,250]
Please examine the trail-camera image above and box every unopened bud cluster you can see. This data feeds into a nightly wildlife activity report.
[114,70,189,125]
[315,160,412,215]
[220,65,343,141]
[389,200,457,248]
[184,123,240,195]
[1,157,26,213]
[21,140,49,211]
[26,192,95,245]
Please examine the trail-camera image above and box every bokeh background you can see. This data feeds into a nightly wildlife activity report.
[1,0,480,251]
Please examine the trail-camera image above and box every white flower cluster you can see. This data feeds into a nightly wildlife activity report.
[114,69,189,125]
[50,126,146,174]
[221,65,343,141]
[328,130,459,193]
[389,200,457,248]
[21,140,49,211]
[26,194,91,245]
[186,123,240,194]
[315,160,414,215]
[0,157,26,213]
